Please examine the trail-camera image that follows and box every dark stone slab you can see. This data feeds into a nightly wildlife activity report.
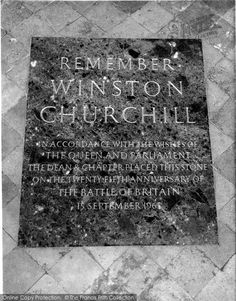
[18,38,218,247]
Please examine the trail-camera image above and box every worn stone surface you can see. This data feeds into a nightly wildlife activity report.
[198,222,235,268]
[27,274,67,294]
[1,1,32,31]
[2,75,25,114]
[89,248,165,295]
[139,273,194,301]
[214,143,235,184]
[3,96,27,136]
[195,254,235,301]
[3,248,45,293]
[2,120,22,159]
[3,230,17,257]
[59,16,104,37]
[206,80,229,117]
[2,173,19,207]
[3,196,20,241]
[109,18,150,38]
[131,2,173,33]
[1,34,29,73]
[213,169,235,210]
[208,58,234,98]
[83,2,127,31]
[2,146,24,185]
[49,248,103,293]
[26,247,72,271]
[84,246,128,269]
[6,56,30,90]
[166,247,219,297]
[36,2,80,32]
[212,97,235,139]
[209,122,233,161]
[219,198,235,232]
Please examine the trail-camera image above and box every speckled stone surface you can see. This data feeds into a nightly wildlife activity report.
[18,38,218,247]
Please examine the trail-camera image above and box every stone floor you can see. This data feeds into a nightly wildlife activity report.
[1,0,235,299]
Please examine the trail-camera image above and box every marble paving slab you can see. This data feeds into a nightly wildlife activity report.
[18,38,218,247]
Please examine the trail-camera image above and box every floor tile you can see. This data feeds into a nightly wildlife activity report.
[206,80,229,117]
[1,34,28,72]
[84,246,127,269]
[221,7,235,26]
[112,1,148,14]
[26,247,72,271]
[1,1,32,31]
[153,16,191,39]
[209,122,233,161]
[2,146,24,185]
[3,248,45,293]
[67,1,96,14]
[142,246,183,268]
[3,96,27,137]
[207,18,235,58]
[50,248,103,293]
[202,42,223,71]
[211,98,235,139]
[83,1,128,31]
[166,247,219,297]
[213,169,235,210]
[3,230,17,257]
[109,17,150,38]
[139,273,194,301]
[23,1,52,13]
[6,55,30,90]
[214,143,235,184]
[198,222,235,268]
[2,75,25,114]
[195,254,235,301]
[59,16,104,37]
[2,120,22,159]
[27,274,67,293]
[10,13,56,49]
[3,196,20,241]
[208,58,234,98]
[159,1,192,16]
[37,1,81,32]
[1,27,8,37]
[90,248,165,295]
[177,1,220,35]
[131,2,173,33]
[202,0,235,17]
[2,173,19,207]
[219,198,235,232]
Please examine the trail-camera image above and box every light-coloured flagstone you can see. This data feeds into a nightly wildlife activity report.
[49,248,103,293]
[3,248,45,293]
[166,247,219,297]
[198,222,235,269]
[219,198,236,232]
[27,274,67,294]
[131,2,173,33]
[3,196,20,241]
[2,230,17,257]
[195,255,235,301]
[209,122,233,161]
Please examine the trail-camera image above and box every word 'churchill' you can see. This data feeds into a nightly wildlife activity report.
[40,106,195,124]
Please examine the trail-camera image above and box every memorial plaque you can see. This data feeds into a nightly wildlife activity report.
[18,38,218,247]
